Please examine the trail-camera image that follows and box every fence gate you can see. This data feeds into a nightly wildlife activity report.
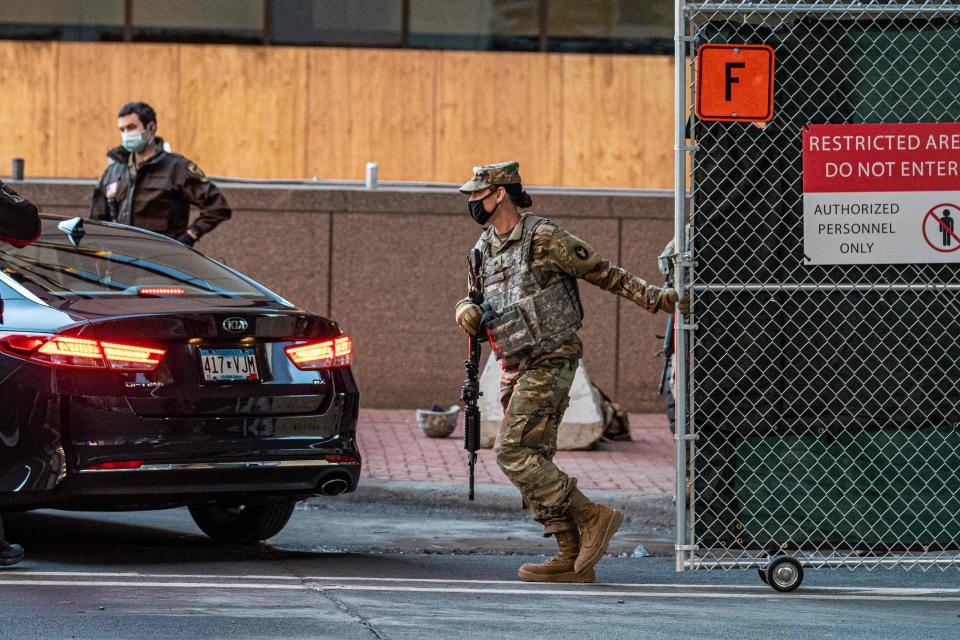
[673,0,960,591]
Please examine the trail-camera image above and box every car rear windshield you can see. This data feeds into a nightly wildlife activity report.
[0,229,269,300]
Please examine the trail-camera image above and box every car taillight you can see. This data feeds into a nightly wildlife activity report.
[285,336,353,370]
[35,336,106,368]
[101,342,166,370]
[0,334,48,356]
[0,333,165,371]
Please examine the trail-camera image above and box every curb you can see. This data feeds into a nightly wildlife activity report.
[302,479,677,557]
[306,478,674,527]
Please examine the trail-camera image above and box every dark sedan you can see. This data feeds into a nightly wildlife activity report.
[0,216,360,543]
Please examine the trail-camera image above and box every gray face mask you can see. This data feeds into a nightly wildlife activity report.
[121,129,150,153]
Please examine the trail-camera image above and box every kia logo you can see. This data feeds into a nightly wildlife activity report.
[222,318,249,333]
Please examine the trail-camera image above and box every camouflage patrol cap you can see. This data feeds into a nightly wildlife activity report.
[458,160,522,193]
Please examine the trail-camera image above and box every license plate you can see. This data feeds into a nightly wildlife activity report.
[199,347,260,383]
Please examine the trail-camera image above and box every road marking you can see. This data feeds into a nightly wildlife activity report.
[7,571,960,596]
[0,577,959,602]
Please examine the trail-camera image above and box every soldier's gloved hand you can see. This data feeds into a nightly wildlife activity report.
[657,253,672,277]
[659,289,690,315]
[455,303,482,336]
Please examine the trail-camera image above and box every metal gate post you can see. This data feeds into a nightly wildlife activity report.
[672,0,691,574]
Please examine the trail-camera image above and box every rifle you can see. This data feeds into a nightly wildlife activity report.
[658,301,675,397]
[460,248,486,501]
[656,249,676,398]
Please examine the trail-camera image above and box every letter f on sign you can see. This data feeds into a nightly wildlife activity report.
[725,62,746,101]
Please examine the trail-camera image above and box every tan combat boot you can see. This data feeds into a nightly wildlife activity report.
[517,529,596,583]
[568,489,624,576]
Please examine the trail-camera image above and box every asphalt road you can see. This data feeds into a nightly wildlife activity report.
[2,497,959,640]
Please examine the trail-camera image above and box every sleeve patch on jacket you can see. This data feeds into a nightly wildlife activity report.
[187,162,208,181]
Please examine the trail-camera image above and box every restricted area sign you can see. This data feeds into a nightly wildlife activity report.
[695,44,775,122]
[803,122,960,264]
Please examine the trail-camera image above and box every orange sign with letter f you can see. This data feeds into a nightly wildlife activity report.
[695,44,775,123]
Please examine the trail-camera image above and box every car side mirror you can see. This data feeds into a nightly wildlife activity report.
[58,217,86,246]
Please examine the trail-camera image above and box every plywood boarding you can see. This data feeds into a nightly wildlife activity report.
[561,54,674,189]
[306,48,438,182]
[0,42,57,177]
[177,45,308,179]
[55,43,181,179]
[304,48,350,181]
[435,51,564,186]
[0,42,677,187]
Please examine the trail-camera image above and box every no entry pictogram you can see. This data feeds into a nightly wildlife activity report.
[922,203,960,253]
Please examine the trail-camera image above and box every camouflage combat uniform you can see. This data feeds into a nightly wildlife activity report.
[456,162,671,537]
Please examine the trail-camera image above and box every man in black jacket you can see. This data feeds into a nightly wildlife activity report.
[90,102,231,246]
[0,179,37,567]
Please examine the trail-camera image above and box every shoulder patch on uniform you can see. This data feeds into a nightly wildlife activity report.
[105,181,118,198]
[186,161,208,181]
[575,245,589,260]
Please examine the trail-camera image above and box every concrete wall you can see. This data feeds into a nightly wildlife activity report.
[12,179,674,412]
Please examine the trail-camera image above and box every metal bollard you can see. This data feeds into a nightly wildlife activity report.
[11,158,24,181]
[365,162,378,189]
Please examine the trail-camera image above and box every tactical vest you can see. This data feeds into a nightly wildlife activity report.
[476,215,583,367]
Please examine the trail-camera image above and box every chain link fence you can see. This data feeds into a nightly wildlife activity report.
[675,0,960,584]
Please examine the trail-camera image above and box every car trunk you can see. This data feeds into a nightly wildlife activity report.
[63,299,343,419]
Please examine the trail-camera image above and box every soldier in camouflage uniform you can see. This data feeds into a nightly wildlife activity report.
[455,161,688,583]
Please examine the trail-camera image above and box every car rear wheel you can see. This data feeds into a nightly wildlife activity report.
[188,499,296,543]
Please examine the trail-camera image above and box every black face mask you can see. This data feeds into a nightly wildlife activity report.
[468,189,501,225]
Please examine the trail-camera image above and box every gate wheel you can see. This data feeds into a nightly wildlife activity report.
[765,556,804,592]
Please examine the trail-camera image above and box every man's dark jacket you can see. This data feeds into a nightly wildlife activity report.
[0,180,41,248]
[90,138,231,240]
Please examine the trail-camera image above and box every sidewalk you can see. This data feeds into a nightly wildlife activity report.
[357,409,675,496]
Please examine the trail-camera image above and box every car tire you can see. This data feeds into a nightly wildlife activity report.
[188,499,296,543]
